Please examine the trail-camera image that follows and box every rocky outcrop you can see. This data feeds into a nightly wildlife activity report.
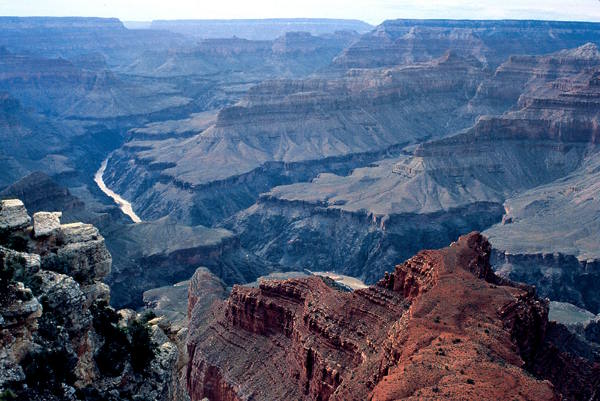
[0,199,30,232]
[0,199,180,400]
[186,232,600,400]
[32,211,62,237]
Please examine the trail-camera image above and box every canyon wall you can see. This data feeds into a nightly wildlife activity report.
[186,232,600,400]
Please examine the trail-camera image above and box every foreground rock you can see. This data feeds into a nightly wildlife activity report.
[0,199,180,400]
[186,232,600,401]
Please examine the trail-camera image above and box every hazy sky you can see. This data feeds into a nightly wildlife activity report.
[1,0,600,25]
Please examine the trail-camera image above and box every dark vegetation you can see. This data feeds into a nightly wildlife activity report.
[91,301,157,376]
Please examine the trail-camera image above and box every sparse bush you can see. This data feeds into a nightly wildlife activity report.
[128,319,156,373]
[0,390,17,401]
[140,310,156,324]
[0,253,14,284]
[22,347,76,393]
[91,301,129,376]
[91,301,157,376]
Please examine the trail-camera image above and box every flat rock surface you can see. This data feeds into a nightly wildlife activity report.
[33,211,62,237]
[485,152,600,261]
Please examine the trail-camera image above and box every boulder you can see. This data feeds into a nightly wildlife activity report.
[32,211,62,237]
[0,199,30,232]
[40,222,112,283]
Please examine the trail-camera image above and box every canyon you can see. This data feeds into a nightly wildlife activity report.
[1,16,600,400]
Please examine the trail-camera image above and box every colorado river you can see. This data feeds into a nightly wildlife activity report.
[309,271,368,290]
[94,158,142,223]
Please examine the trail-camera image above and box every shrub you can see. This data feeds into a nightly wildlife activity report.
[0,390,17,401]
[128,319,156,373]
[140,310,156,324]
[91,301,157,376]
[0,253,14,284]
[22,347,76,393]
[91,301,129,376]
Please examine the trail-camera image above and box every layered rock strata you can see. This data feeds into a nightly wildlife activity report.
[186,232,600,400]
[333,19,600,69]
[105,52,486,224]
[229,45,600,310]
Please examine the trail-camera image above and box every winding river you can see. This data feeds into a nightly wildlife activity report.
[94,158,142,223]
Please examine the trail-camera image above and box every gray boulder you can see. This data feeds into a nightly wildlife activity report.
[33,211,62,237]
[0,199,30,232]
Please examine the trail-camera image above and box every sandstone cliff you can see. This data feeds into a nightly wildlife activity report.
[186,233,600,400]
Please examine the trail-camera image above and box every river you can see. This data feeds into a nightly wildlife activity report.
[94,158,142,223]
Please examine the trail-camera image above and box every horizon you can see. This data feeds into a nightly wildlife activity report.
[1,0,600,26]
[4,15,600,28]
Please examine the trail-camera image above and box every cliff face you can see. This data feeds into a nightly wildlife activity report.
[105,218,273,308]
[470,42,600,115]
[123,31,360,78]
[229,44,600,311]
[226,196,503,285]
[333,19,600,69]
[105,52,486,224]
[186,232,600,400]
[0,48,190,119]
[0,199,179,400]
[0,17,189,66]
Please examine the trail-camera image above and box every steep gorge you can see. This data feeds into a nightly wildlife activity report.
[228,44,600,309]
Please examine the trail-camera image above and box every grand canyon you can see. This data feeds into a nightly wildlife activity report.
[0,9,599,401]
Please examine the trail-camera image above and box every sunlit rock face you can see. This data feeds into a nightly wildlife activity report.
[186,233,600,401]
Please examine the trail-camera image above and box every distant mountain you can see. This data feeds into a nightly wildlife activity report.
[333,19,600,69]
[149,18,373,40]
[0,16,190,66]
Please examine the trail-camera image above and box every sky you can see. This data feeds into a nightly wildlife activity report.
[1,0,600,25]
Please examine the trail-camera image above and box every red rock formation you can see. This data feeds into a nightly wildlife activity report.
[186,232,599,400]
